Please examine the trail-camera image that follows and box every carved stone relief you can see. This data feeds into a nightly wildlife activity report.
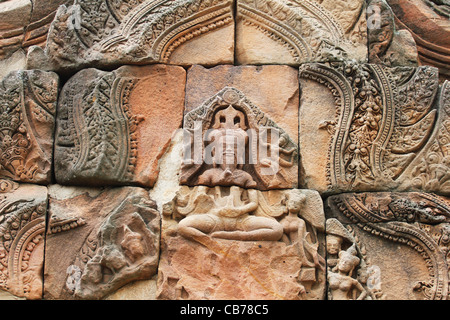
[326,192,450,300]
[0,181,47,300]
[386,0,450,81]
[44,185,161,300]
[54,64,186,187]
[367,0,419,68]
[0,70,59,184]
[235,0,368,65]
[299,62,448,196]
[44,0,235,72]
[182,87,299,190]
[0,0,71,67]
[157,186,326,300]
[182,65,299,190]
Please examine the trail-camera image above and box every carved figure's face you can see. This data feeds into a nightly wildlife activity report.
[213,105,247,130]
[326,236,342,255]
[210,106,249,169]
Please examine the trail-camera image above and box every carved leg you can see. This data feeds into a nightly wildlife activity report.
[211,216,284,241]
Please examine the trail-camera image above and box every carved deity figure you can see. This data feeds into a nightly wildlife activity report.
[198,105,257,188]
[177,186,283,242]
[181,87,298,190]
[281,190,325,271]
[327,245,367,300]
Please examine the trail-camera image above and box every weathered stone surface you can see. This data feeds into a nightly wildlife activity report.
[0,49,27,81]
[157,186,326,300]
[387,0,450,81]
[326,192,450,300]
[0,69,59,184]
[44,0,235,72]
[367,0,419,67]
[405,80,450,194]
[182,65,299,190]
[0,181,48,300]
[44,185,161,300]
[54,64,186,187]
[235,0,368,65]
[299,62,448,195]
[0,0,70,61]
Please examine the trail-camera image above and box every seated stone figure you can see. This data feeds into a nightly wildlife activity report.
[198,105,258,189]
[177,186,283,242]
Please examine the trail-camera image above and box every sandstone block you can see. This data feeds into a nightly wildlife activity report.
[299,62,448,196]
[44,185,161,300]
[367,0,419,67]
[0,69,58,184]
[326,192,450,300]
[54,64,186,188]
[387,0,450,81]
[182,65,299,190]
[235,0,368,65]
[157,186,326,300]
[44,0,235,72]
[0,181,48,300]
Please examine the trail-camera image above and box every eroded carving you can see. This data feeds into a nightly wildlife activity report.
[410,81,450,194]
[74,194,160,300]
[236,0,367,65]
[0,182,47,300]
[45,186,161,300]
[0,70,58,184]
[181,87,298,190]
[386,0,450,80]
[45,0,234,71]
[326,218,385,300]
[157,186,325,300]
[327,192,450,300]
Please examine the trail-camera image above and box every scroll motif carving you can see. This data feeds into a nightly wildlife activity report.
[410,81,450,194]
[327,192,450,300]
[157,186,326,300]
[299,62,444,194]
[45,0,234,71]
[0,70,58,184]
[236,0,367,65]
[55,64,186,187]
[0,182,47,300]
[386,0,450,81]
[181,87,299,190]
[55,69,139,186]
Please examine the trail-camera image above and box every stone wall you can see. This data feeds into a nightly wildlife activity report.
[0,0,448,301]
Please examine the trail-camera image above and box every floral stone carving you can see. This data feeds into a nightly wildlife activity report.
[44,0,235,72]
[44,186,161,300]
[54,64,186,187]
[326,192,450,300]
[0,70,59,184]
[299,62,448,195]
[181,86,299,190]
[235,0,368,65]
[157,186,326,300]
